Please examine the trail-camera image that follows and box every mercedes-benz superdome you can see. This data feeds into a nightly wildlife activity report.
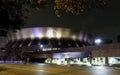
[2,27,120,65]
[6,27,92,52]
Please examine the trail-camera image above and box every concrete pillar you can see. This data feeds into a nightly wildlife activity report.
[50,58,53,63]
[80,58,83,62]
[88,53,92,65]
[105,57,109,66]
[89,57,92,65]
[27,57,29,64]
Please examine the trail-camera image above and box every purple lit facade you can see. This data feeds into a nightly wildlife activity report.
[6,27,92,52]
[53,51,91,58]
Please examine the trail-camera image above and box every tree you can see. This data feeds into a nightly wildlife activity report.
[0,0,110,36]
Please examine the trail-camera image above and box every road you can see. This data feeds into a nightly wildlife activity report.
[0,64,120,75]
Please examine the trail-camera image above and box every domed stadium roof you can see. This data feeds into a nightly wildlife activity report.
[6,27,91,52]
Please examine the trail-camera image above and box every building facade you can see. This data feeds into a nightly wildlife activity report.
[0,27,120,66]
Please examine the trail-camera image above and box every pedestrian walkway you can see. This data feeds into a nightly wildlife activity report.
[0,61,25,64]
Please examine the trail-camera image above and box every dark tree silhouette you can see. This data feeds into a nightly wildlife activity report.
[0,0,110,36]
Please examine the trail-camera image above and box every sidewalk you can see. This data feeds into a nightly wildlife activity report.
[0,61,25,64]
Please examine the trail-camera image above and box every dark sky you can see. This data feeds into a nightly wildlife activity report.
[25,0,120,42]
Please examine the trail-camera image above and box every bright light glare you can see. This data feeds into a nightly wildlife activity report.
[57,60,62,65]
[38,63,46,66]
[40,45,43,48]
[87,63,92,66]
[47,30,56,38]
[94,39,102,45]
[93,66,106,69]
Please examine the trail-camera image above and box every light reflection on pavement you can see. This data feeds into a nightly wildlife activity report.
[0,64,120,75]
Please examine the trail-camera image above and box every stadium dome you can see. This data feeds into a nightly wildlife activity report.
[6,27,91,52]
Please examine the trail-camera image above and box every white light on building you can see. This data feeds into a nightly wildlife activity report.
[94,38,102,45]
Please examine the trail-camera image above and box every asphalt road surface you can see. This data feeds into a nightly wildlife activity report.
[0,64,120,75]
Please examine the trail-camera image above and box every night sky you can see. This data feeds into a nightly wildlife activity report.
[0,0,119,47]
[24,0,120,42]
